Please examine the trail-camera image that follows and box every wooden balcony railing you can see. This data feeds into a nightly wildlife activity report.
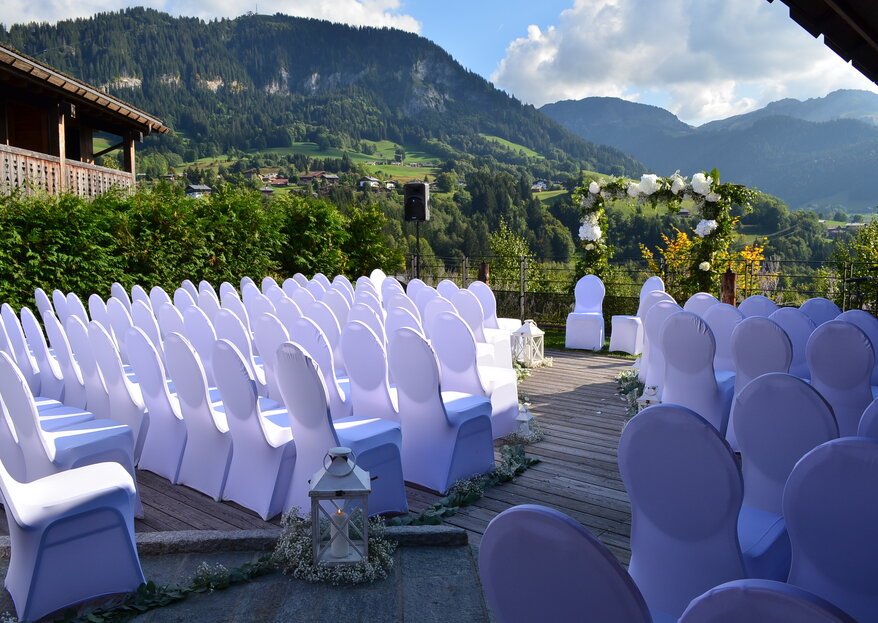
[0,143,132,199]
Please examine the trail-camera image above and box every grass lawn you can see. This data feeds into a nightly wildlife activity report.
[365,163,440,182]
[478,134,544,159]
[535,190,568,205]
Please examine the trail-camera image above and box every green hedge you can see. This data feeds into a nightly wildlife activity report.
[0,185,403,309]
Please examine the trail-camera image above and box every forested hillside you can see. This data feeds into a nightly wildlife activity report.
[0,9,642,179]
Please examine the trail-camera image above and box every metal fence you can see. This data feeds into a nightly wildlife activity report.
[402,254,878,328]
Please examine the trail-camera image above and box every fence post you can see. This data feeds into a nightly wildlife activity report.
[721,269,737,306]
[519,255,527,321]
[461,256,468,287]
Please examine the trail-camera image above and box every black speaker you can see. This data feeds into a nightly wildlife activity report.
[404,182,430,221]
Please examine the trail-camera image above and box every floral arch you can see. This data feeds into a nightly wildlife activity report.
[574,169,755,291]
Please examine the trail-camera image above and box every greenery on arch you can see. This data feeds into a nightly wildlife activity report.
[573,169,755,291]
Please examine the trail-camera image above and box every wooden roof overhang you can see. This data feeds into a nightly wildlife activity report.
[769,0,878,85]
[0,42,170,137]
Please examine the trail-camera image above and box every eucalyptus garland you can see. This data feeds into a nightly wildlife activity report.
[574,169,754,290]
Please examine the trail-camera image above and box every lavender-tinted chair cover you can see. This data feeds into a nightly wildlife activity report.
[110,282,132,313]
[241,281,261,305]
[181,305,218,386]
[305,279,327,301]
[731,373,837,580]
[65,292,89,324]
[52,290,71,326]
[264,283,288,308]
[387,327,494,493]
[619,404,746,619]
[88,294,112,337]
[245,293,276,323]
[339,320,398,422]
[806,320,874,436]
[106,296,134,365]
[281,277,301,298]
[322,287,351,327]
[380,277,404,306]
[65,317,110,420]
[386,307,424,338]
[251,312,290,401]
[703,303,744,375]
[388,293,421,323]
[34,287,53,319]
[291,273,309,287]
[406,277,427,303]
[683,292,720,317]
[307,300,343,356]
[858,397,878,437]
[662,312,735,435]
[730,317,792,395]
[638,295,679,385]
[290,286,317,312]
[173,287,197,311]
[181,279,199,301]
[799,297,841,326]
[331,274,355,303]
[415,287,441,321]
[126,327,186,483]
[784,438,878,623]
[275,341,407,515]
[609,275,665,355]
[157,301,185,340]
[769,307,815,380]
[355,275,379,298]
[565,275,605,350]
[20,307,64,401]
[163,333,231,501]
[43,312,87,410]
[837,309,878,385]
[220,289,251,334]
[287,316,352,421]
[130,285,151,313]
[196,290,221,322]
[737,295,779,318]
[436,279,459,300]
[198,280,218,299]
[479,505,652,623]
[214,309,267,397]
[131,300,164,362]
[148,286,171,314]
[212,339,294,520]
[260,276,278,293]
[421,296,457,339]
[1,303,40,395]
[355,287,383,318]
[274,297,303,335]
[313,272,332,290]
[679,579,858,623]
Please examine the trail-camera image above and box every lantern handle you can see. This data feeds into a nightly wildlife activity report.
[323,448,358,476]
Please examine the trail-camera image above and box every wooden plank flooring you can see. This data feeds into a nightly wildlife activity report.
[2,350,635,563]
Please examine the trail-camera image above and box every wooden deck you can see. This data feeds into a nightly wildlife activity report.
[1,350,634,563]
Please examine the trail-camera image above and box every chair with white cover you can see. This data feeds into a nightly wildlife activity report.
[453,288,512,369]
[261,276,278,293]
[218,281,238,300]
[241,281,261,305]
[157,301,185,340]
[291,273,309,287]
[1,303,40,395]
[181,279,199,301]
[131,300,164,362]
[636,290,677,375]
[264,283,288,307]
[386,307,424,339]
[43,312,87,410]
[148,286,171,314]
[479,505,652,623]
[380,277,404,305]
[679,579,858,623]
[88,294,112,336]
[355,275,379,298]
[609,275,664,355]
[251,312,290,402]
[799,297,841,326]
[288,317,352,421]
[436,279,459,300]
[126,327,186,483]
[837,309,878,386]
[110,282,132,313]
[52,290,70,325]
[274,297,304,335]
[565,275,605,350]
[212,339,294,520]
[65,317,110,420]
[305,300,343,364]
[702,303,744,377]
[21,307,64,401]
[421,296,457,338]
[806,320,874,436]
[683,292,720,317]
[415,286,441,321]
[106,296,134,365]
[784,438,878,623]
[430,312,519,439]
[347,302,385,344]
[619,404,746,620]
[240,276,257,291]
[769,307,815,380]
[130,285,152,314]
[661,312,735,435]
[275,341,408,516]
[312,272,332,290]
[322,287,351,326]
[290,286,317,312]
[731,373,837,581]
[0,457,144,623]
[331,274,355,304]
[245,293,277,322]
[173,287,196,311]
[640,299,683,392]
[737,294,779,318]
[196,290,221,322]
[89,322,149,463]
[198,280,218,299]
[388,327,494,493]
[0,316,14,367]
[387,291,421,319]
[181,305,218,385]
[306,279,327,302]
[355,289,383,320]
[282,278,301,299]
[214,309,267,397]
[221,289,251,334]
[0,351,139,510]
[368,268,387,289]
[468,280,521,332]
[34,287,53,319]
[65,292,89,324]
[730,317,792,394]
[163,333,232,501]
[340,320,398,423]
[406,278,427,303]
[859,398,878,437]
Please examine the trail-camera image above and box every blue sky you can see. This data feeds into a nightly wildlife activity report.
[6,0,877,125]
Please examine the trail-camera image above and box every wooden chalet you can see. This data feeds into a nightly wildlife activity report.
[0,42,169,198]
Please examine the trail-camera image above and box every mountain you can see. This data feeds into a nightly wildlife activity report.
[541,90,878,211]
[0,9,643,178]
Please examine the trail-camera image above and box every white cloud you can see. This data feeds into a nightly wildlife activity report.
[492,0,878,125]
[2,0,420,33]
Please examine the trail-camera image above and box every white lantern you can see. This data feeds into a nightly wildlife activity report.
[516,402,534,436]
[309,447,371,566]
[511,319,545,365]
[636,384,661,413]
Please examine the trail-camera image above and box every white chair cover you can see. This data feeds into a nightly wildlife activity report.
[148,286,171,313]
[355,289,383,319]
[274,297,304,335]
[196,289,221,322]
[737,294,779,318]
[641,299,683,391]
[173,287,197,311]
[106,296,134,365]
[264,283,289,308]
[347,302,385,344]
[386,307,424,338]
[52,290,71,326]
[43,312,87,410]
[702,303,744,375]
[436,279,459,300]
[288,317,351,421]
[380,277,404,306]
[131,284,152,312]
[683,292,720,317]
[21,307,64,401]
[110,282,132,313]
[157,300,185,340]
[799,297,841,326]
[260,276,279,293]
[290,286,317,311]
[388,327,494,492]
[305,279,327,301]
[214,309,267,397]
[88,294,113,337]
[131,300,164,362]
[245,292,277,322]
[609,275,664,355]
[198,280,218,299]
[388,292,421,323]
[65,292,89,324]
[2,303,41,395]
[314,273,333,290]
[65,316,110,420]
[406,278,427,303]
[251,312,290,402]
[331,274,355,305]
[241,281,261,305]
[281,277,301,298]
[322,287,351,326]
[730,317,792,394]
[769,307,815,380]
[34,287,53,319]
[221,289,251,333]
[421,296,457,339]
[368,268,387,290]
[340,320,398,422]
[291,272,309,287]
[181,305,218,386]
[181,279,199,301]
[453,288,512,369]
[837,309,878,385]
[566,275,605,350]
[415,286,441,320]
